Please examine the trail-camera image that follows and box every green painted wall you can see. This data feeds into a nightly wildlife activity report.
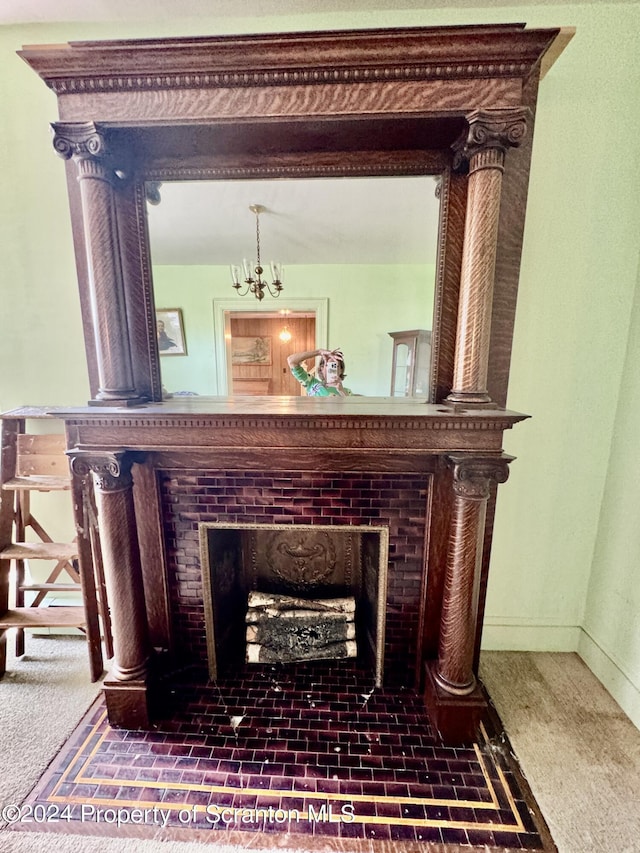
[479,4,640,704]
[1,3,639,726]
[579,255,640,726]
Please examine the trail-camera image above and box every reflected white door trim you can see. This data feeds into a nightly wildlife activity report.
[212,298,329,394]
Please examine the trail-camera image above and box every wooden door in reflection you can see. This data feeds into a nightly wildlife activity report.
[230,313,315,395]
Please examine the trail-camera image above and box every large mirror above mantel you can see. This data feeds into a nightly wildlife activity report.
[19,24,571,741]
[18,24,571,412]
[146,175,439,398]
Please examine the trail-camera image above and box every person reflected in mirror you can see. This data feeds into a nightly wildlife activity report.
[287,348,353,396]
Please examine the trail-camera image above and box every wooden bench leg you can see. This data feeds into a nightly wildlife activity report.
[14,492,26,657]
[0,629,7,678]
[72,475,104,683]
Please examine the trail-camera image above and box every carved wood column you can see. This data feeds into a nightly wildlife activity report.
[69,449,153,728]
[424,453,512,744]
[436,455,511,694]
[52,122,144,407]
[447,109,528,405]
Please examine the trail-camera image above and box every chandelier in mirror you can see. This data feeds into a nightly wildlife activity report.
[230,204,284,300]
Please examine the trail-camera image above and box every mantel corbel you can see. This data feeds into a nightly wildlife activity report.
[447,108,529,407]
[68,448,142,492]
[51,121,144,409]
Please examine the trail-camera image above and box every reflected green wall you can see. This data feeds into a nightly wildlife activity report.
[153,264,434,397]
[1,3,640,727]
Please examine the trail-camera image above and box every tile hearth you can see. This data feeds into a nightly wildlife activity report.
[14,660,553,850]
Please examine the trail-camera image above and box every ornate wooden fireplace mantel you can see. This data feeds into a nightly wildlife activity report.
[60,397,525,738]
[18,24,571,742]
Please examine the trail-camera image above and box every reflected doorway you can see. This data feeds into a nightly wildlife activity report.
[213,297,328,395]
[229,311,315,396]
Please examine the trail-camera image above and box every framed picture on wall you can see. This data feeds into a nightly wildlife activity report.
[231,336,272,365]
[156,308,187,356]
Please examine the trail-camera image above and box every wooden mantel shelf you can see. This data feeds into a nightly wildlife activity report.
[38,397,525,417]
[2,398,527,416]
[2,399,528,460]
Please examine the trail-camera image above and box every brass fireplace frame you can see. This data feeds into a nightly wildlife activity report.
[200,522,389,686]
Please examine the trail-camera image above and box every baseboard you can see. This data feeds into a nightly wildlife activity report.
[577,628,640,731]
[480,619,581,652]
[480,621,640,731]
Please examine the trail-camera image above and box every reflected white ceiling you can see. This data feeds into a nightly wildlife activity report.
[146,176,441,267]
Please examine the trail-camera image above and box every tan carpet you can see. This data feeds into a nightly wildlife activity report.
[480,651,640,853]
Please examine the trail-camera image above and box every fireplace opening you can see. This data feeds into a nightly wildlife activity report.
[200,523,389,685]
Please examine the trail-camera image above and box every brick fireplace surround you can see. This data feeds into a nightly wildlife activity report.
[165,470,419,682]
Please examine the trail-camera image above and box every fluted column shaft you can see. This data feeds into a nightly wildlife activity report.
[447,108,528,405]
[69,450,151,683]
[435,455,511,695]
[53,122,140,405]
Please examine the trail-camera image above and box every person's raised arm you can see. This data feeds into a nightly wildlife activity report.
[287,348,331,369]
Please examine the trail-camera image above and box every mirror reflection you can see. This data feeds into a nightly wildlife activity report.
[394,344,411,394]
[146,176,440,398]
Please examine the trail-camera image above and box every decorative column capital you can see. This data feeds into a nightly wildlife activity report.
[51,121,128,184]
[453,108,529,173]
[446,454,514,500]
[67,449,143,492]
[52,121,109,161]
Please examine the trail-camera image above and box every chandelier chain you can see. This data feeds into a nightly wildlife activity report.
[255,210,261,267]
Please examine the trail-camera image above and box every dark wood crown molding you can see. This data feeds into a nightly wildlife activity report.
[20,25,561,95]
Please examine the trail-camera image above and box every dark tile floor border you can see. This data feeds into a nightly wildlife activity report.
[8,662,556,852]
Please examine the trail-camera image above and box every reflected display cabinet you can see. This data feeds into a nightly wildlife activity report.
[389,330,432,397]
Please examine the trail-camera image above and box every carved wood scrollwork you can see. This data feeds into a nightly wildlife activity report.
[447,453,513,500]
[68,449,139,492]
[53,122,107,160]
[52,121,128,182]
[452,108,529,173]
